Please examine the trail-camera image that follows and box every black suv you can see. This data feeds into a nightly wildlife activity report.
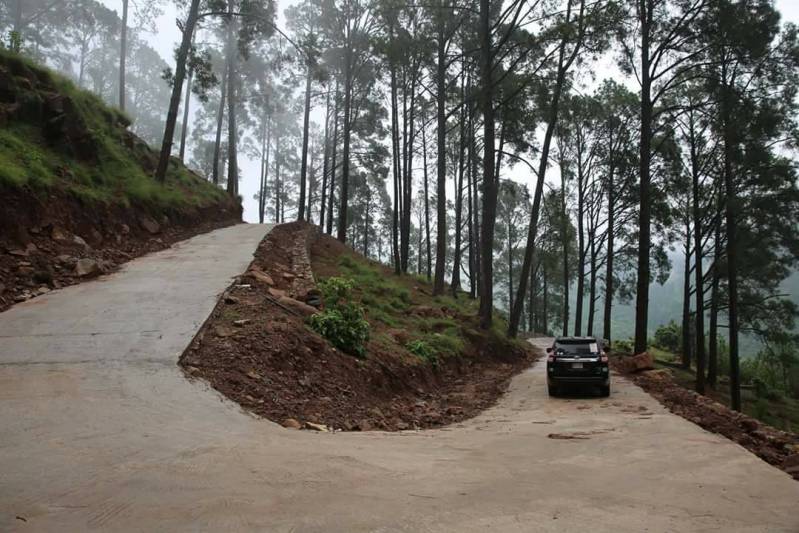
[546,337,610,397]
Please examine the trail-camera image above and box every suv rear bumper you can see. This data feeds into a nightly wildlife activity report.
[548,376,609,386]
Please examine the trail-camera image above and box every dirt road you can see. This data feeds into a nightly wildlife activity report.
[1,227,797,531]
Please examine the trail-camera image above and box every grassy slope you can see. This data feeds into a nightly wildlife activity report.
[0,50,227,211]
[312,238,529,368]
[650,349,799,433]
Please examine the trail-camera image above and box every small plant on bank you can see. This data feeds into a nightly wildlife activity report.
[406,339,438,366]
[308,277,370,358]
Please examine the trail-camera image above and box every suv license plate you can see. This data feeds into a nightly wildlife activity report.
[572,362,583,369]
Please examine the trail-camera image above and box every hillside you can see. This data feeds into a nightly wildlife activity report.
[180,222,536,431]
[0,51,240,310]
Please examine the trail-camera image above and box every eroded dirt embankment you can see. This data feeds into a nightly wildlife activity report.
[179,221,537,431]
[0,187,240,311]
[611,356,799,481]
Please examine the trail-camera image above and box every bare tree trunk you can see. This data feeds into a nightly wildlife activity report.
[561,162,570,337]
[574,164,585,336]
[422,124,432,281]
[690,110,706,389]
[603,128,615,343]
[320,89,331,228]
[179,64,194,162]
[682,219,693,371]
[119,0,128,111]
[258,112,269,224]
[298,61,312,220]
[225,11,239,197]
[451,71,467,296]
[634,0,653,354]
[212,59,228,186]
[327,80,340,235]
[433,17,447,295]
[274,130,281,223]
[708,222,720,387]
[337,42,353,242]
[390,61,401,273]
[154,0,201,182]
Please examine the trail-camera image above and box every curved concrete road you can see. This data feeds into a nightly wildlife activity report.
[1,225,797,532]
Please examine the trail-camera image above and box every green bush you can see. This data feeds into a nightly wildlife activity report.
[309,303,370,358]
[406,339,438,366]
[653,321,681,353]
[309,276,370,358]
[613,338,634,354]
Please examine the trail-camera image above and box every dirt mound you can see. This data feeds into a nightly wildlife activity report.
[0,187,239,311]
[612,358,799,481]
[179,222,537,431]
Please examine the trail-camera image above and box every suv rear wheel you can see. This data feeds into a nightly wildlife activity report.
[548,384,558,396]
[599,385,610,397]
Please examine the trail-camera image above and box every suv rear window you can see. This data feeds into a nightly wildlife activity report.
[555,341,599,354]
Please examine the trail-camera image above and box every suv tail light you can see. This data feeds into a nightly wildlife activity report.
[600,353,609,363]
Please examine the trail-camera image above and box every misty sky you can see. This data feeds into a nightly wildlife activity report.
[100,0,799,223]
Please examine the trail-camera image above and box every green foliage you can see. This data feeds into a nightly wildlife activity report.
[613,338,635,354]
[653,321,681,353]
[309,276,370,358]
[0,51,229,211]
[406,340,437,366]
[309,304,370,358]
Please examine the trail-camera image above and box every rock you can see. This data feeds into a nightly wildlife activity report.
[25,242,37,254]
[0,283,4,294]
[233,319,251,327]
[617,352,655,373]
[72,235,90,250]
[139,216,161,235]
[246,268,274,286]
[35,286,50,295]
[214,325,234,338]
[51,226,70,242]
[282,272,296,280]
[56,254,75,265]
[74,258,101,277]
[120,223,130,235]
[224,294,240,304]
[8,248,28,257]
[268,287,286,299]
[304,422,329,432]
[282,418,302,429]
[277,295,318,317]
[32,270,53,285]
[357,420,373,431]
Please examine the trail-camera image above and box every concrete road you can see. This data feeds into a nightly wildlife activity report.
[1,230,797,532]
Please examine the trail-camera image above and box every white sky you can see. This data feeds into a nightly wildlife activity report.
[101,0,799,223]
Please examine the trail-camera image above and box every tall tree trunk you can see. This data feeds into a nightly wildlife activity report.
[681,219,692,371]
[337,41,353,242]
[507,222,514,312]
[722,79,741,411]
[225,12,239,197]
[298,61,313,220]
[212,59,228,185]
[179,64,194,162]
[154,0,201,182]
[422,124,432,281]
[561,172,570,337]
[507,0,580,335]
[603,129,615,343]
[542,266,549,334]
[118,0,128,111]
[320,89,331,228]
[433,18,447,295]
[259,119,270,224]
[587,233,597,336]
[708,222,720,387]
[477,0,496,328]
[467,100,476,298]
[574,164,585,336]
[402,73,417,273]
[451,71,467,296]
[390,61,401,273]
[327,80,340,235]
[274,130,281,223]
[634,0,653,354]
[528,265,536,332]
[692,115,707,391]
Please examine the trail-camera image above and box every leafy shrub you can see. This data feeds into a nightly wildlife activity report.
[317,276,356,307]
[613,338,634,354]
[406,339,438,366]
[309,303,370,358]
[653,321,681,353]
[309,277,370,357]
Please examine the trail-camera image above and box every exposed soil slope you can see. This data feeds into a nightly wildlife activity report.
[180,222,537,431]
[611,356,799,480]
[0,51,240,310]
